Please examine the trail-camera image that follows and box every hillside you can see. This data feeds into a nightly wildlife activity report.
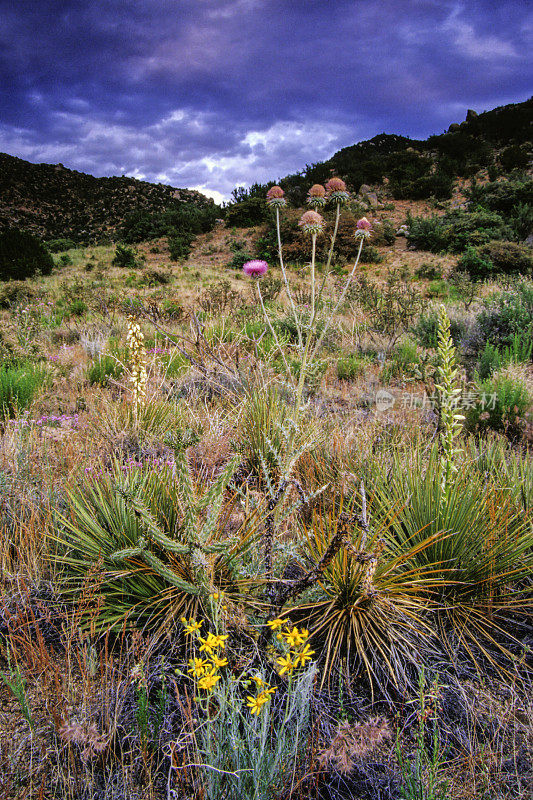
[273,97,533,205]
[0,153,215,244]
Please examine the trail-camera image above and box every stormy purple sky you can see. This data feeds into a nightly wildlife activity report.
[1,1,531,203]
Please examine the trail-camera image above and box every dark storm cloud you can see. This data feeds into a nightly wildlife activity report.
[1,0,531,200]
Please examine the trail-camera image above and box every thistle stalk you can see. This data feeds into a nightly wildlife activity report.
[275,206,303,351]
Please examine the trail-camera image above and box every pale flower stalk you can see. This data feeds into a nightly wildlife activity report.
[126,315,147,410]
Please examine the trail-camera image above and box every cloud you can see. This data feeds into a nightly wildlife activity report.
[0,0,531,200]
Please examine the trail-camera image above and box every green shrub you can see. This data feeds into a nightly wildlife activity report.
[68,299,88,317]
[499,145,530,171]
[456,246,493,280]
[140,267,172,286]
[415,261,442,280]
[474,284,533,351]
[46,238,77,253]
[381,338,421,380]
[168,233,194,261]
[0,281,36,309]
[0,363,48,417]
[225,250,254,270]
[112,243,140,268]
[465,369,531,440]
[370,219,396,246]
[359,244,384,264]
[225,197,267,227]
[408,210,512,254]
[476,241,533,277]
[476,332,533,379]
[120,204,219,244]
[0,229,54,281]
[412,312,466,349]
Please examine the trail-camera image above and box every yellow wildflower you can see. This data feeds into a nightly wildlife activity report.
[267,617,288,632]
[293,644,315,668]
[251,674,265,688]
[187,657,209,677]
[210,653,229,669]
[283,627,306,648]
[210,633,229,649]
[182,618,202,636]
[246,694,269,715]
[198,632,229,653]
[276,655,295,676]
[198,672,220,691]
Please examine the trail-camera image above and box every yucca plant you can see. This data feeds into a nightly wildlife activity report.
[54,449,259,636]
[371,447,533,671]
[289,501,442,694]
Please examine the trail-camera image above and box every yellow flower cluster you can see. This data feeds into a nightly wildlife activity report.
[268,619,315,676]
[181,617,228,693]
[126,315,147,406]
[246,676,276,715]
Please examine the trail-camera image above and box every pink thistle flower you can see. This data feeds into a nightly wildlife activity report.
[355,216,373,238]
[242,259,268,277]
[325,177,350,205]
[266,185,286,207]
[298,210,325,235]
[307,184,326,208]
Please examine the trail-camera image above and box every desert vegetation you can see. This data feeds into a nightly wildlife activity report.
[0,106,532,800]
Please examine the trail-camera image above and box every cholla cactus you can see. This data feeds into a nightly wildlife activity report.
[435,304,464,495]
[126,315,147,407]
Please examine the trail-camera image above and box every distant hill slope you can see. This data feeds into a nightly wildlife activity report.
[276,97,532,204]
[0,153,214,243]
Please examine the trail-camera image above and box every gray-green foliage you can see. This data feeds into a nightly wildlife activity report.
[54,447,252,634]
[195,665,316,800]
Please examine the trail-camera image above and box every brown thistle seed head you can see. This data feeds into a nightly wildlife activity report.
[266,185,286,207]
[298,210,325,234]
[266,185,284,199]
[308,184,326,197]
[325,177,347,194]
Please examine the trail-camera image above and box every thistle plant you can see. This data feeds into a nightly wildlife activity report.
[126,314,147,409]
[245,181,370,437]
[435,304,464,496]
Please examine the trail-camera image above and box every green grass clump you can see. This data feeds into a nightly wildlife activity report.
[0,362,49,417]
[86,352,125,387]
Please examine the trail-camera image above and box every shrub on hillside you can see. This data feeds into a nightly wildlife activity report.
[499,145,530,172]
[120,204,219,243]
[455,246,493,280]
[225,197,267,227]
[408,209,512,253]
[465,367,531,441]
[469,284,533,354]
[411,311,466,349]
[46,238,77,253]
[476,241,533,276]
[168,233,194,261]
[112,243,141,268]
[0,229,54,281]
